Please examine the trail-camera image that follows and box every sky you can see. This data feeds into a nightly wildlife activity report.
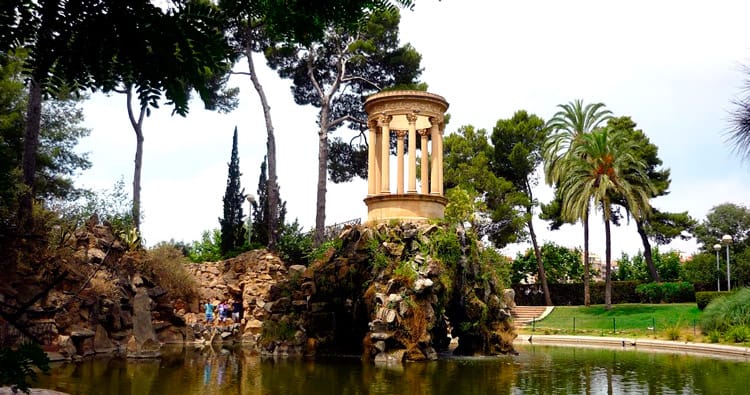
[74,0,750,259]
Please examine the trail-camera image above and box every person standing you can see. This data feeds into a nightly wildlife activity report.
[232,299,242,322]
[204,301,215,324]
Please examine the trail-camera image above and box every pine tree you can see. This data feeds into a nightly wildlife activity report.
[251,156,286,246]
[219,127,246,256]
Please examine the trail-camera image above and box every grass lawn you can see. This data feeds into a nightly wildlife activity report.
[523,303,703,339]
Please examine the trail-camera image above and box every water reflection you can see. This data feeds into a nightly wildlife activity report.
[37,344,750,394]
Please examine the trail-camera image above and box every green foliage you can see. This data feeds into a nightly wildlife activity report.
[219,128,248,257]
[696,291,726,310]
[708,329,721,343]
[393,261,417,283]
[635,282,694,304]
[0,50,92,225]
[726,325,750,343]
[0,342,50,394]
[512,242,582,284]
[118,227,143,251]
[266,7,424,243]
[251,155,287,247]
[144,244,200,301]
[188,229,223,263]
[694,203,750,255]
[700,288,750,333]
[443,125,525,247]
[428,227,461,268]
[308,239,343,263]
[477,246,511,290]
[662,321,682,340]
[682,252,718,285]
[444,186,484,228]
[277,219,312,264]
[616,248,688,283]
[367,236,388,270]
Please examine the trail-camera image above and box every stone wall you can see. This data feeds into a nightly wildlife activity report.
[183,250,290,348]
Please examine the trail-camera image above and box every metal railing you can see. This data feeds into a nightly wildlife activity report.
[324,218,361,241]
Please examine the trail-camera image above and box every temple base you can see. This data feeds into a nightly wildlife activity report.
[364,194,448,224]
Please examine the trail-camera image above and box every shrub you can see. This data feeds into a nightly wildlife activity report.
[700,288,750,333]
[707,330,721,343]
[277,220,313,265]
[188,229,223,263]
[144,244,200,301]
[0,342,50,394]
[635,282,695,304]
[307,238,342,263]
[696,291,726,310]
[726,326,750,343]
[429,226,462,268]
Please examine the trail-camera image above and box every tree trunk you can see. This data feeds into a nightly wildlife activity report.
[19,80,43,231]
[245,48,280,250]
[604,215,613,310]
[126,89,146,232]
[313,109,330,247]
[636,219,660,282]
[583,209,591,306]
[528,210,552,306]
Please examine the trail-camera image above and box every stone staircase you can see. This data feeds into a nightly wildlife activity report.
[511,306,554,325]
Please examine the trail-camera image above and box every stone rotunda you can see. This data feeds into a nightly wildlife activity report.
[363,90,449,223]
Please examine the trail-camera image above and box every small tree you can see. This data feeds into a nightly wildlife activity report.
[219,127,246,257]
[251,156,287,247]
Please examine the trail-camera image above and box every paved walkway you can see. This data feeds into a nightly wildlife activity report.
[514,334,750,360]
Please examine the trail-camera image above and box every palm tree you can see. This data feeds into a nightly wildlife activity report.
[728,67,750,161]
[558,129,655,309]
[544,99,612,306]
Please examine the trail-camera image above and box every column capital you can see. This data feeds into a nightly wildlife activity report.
[418,128,430,137]
[396,129,408,138]
[379,114,393,125]
[406,113,418,124]
[368,119,379,130]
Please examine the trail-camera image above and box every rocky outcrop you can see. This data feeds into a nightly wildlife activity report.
[256,222,517,362]
[183,250,289,349]
[0,217,189,361]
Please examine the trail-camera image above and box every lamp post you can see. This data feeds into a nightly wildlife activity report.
[722,234,732,292]
[247,194,256,245]
[713,243,722,292]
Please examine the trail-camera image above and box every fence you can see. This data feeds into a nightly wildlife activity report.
[526,316,700,338]
[324,218,361,241]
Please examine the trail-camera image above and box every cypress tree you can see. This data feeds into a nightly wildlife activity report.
[219,127,246,256]
[251,156,286,246]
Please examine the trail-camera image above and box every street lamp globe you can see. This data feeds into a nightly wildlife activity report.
[722,235,732,291]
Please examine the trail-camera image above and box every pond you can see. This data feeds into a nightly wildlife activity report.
[36,344,750,394]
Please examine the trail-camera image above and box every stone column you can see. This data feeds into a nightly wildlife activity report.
[380,115,392,194]
[429,118,439,195]
[407,114,418,193]
[437,121,444,195]
[396,129,406,194]
[367,119,377,196]
[419,129,430,194]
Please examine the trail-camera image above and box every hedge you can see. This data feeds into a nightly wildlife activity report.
[696,291,730,310]
[635,282,695,303]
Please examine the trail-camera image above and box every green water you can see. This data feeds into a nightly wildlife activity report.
[37,344,750,394]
